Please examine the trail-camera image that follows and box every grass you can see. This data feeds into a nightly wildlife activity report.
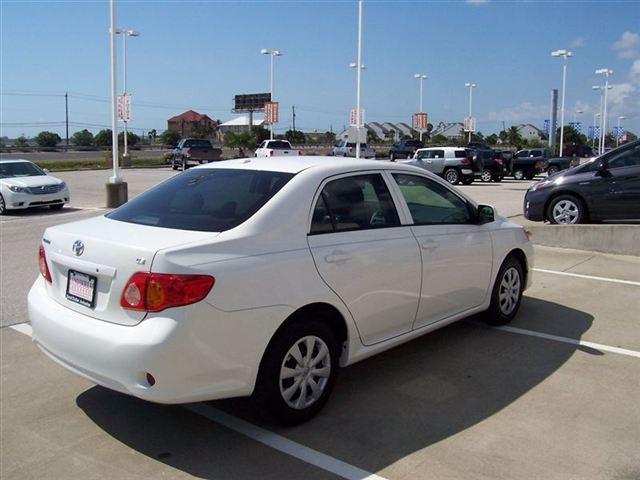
[35,157,167,172]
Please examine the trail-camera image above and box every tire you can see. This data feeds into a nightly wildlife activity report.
[547,165,560,176]
[390,152,396,162]
[547,194,587,225]
[513,169,525,180]
[181,157,187,171]
[171,158,178,170]
[0,194,6,215]
[483,255,524,326]
[254,319,339,425]
[444,168,460,185]
[49,203,64,211]
[480,169,493,183]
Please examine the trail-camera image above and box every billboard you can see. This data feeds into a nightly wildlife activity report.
[234,93,271,112]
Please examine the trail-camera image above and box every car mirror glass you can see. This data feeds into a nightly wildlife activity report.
[477,204,495,224]
[43,168,50,174]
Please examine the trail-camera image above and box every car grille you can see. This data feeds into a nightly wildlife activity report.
[28,184,64,195]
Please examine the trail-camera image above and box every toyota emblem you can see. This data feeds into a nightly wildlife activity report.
[72,240,85,257]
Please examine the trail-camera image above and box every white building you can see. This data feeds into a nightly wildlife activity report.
[219,116,265,135]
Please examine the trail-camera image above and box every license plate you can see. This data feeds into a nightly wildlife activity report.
[66,270,97,308]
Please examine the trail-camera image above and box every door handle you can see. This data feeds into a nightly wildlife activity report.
[421,240,439,251]
[325,252,351,264]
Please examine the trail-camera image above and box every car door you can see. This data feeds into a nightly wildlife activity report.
[307,172,422,345]
[602,143,640,219]
[388,172,493,328]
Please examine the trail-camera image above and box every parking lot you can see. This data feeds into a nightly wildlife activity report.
[1,167,639,480]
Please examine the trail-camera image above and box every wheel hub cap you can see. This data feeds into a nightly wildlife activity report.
[552,200,579,224]
[498,267,521,316]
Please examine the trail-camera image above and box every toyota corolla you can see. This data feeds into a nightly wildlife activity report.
[29,157,533,424]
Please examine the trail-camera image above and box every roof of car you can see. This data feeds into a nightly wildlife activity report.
[415,146,466,151]
[0,158,33,163]
[196,156,422,175]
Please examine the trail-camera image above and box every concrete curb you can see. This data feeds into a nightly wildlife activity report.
[528,224,640,256]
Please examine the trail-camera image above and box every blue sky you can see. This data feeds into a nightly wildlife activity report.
[1,0,639,138]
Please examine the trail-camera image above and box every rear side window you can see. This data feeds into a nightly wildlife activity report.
[184,139,212,148]
[454,150,467,158]
[310,174,400,233]
[405,140,422,147]
[107,169,294,232]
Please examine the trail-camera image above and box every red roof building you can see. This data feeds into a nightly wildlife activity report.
[167,110,218,137]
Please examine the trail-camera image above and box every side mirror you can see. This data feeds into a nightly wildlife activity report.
[477,204,495,224]
[595,161,610,176]
[43,168,50,174]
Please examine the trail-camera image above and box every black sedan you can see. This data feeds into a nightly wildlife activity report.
[524,140,640,224]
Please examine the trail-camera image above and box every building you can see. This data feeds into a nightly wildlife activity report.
[167,110,218,137]
[218,116,265,135]
[516,123,546,141]
[431,122,464,139]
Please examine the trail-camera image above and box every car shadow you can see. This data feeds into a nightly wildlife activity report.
[76,297,593,479]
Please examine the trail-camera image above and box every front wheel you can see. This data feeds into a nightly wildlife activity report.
[547,165,560,176]
[254,320,339,425]
[547,194,586,225]
[480,169,493,182]
[171,158,178,170]
[444,168,460,185]
[0,194,6,215]
[513,169,525,180]
[483,256,524,326]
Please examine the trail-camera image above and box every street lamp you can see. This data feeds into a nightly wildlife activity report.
[617,115,626,146]
[551,49,573,157]
[351,0,364,159]
[595,68,613,153]
[115,28,140,159]
[592,112,600,148]
[261,48,283,140]
[414,74,427,141]
[464,82,477,143]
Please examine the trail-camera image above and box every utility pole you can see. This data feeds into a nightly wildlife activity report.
[65,92,69,150]
[355,0,363,159]
[292,105,296,132]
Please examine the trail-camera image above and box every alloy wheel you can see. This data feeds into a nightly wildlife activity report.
[552,199,580,224]
[481,169,493,182]
[279,335,331,410]
[498,267,521,316]
[514,170,524,180]
[445,169,459,184]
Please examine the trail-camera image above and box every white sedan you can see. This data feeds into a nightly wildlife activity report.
[0,159,69,214]
[29,156,532,424]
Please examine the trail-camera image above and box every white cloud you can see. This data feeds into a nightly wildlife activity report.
[486,102,548,123]
[570,37,585,48]
[630,58,640,84]
[466,0,489,4]
[612,31,639,59]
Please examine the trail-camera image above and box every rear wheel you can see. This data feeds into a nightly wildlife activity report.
[513,169,525,180]
[480,169,493,182]
[547,194,586,225]
[483,255,524,326]
[0,195,6,215]
[444,168,460,185]
[547,165,560,176]
[254,319,339,425]
[171,158,178,170]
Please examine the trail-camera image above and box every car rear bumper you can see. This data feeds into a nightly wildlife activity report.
[28,277,291,404]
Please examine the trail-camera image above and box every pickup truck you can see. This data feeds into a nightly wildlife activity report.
[389,139,423,161]
[546,156,581,175]
[171,138,223,170]
[255,140,301,158]
[510,148,550,180]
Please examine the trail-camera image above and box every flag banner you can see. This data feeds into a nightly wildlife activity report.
[264,102,279,124]
[543,119,550,134]
[413,112,428,130]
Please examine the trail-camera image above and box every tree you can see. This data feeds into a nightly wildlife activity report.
[14,135,29,149]
[35,131,61,148]
[118,131,140,147]
[485,134,498,145]
[94,129,112,148]
[0,138,5,148]
[324,131,336,145]
[190,123,215,139]
[556,125,587,147]
[252,126,270,144]
[72,129,94,147]
[224,132,257,157]
[366,129,379,145]
[430,134,449,145]
[160,129,181,147]
[285,129,306,145]
[498,130,508,143]
[506,126,524,148]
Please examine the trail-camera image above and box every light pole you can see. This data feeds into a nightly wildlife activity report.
[115,28,139,159]
[596,68,613,153]
[414,74,427,141]
[352,0,364,159]
[551,49,572,157]
[260,48,283,140]
[592,112,600,148]
[616,115,626,146]
[464,82,477,143]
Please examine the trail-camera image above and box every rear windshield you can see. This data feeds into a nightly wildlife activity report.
[346,143,368,148]
[184,139,212,148]
[405,140,422,147]
[268,141,292,149]
[107,168,294,232]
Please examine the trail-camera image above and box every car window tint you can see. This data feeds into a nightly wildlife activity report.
[392,174,472,225]
[310,193,334,234]
[454,150,467,158]
[607,143,640,169]
[315,174,400,233]
[0,162,46,178]
[107,169,294,232]
[531,150,543,157]
[269,141,291,149]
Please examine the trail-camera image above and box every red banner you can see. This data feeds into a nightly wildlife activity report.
[413,112,428,131]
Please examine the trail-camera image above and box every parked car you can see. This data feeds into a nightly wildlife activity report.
[332,141,375,159]
[562,144,594,158]
[255,140,301,158]
[405,147,483,185]
[171,138,223,170]
[524,140,640,224]
[29,156,532,425]
[469,148,508,183]
[510,148,550,180]
[389,139,423,161]
[546,155,581,176]
[0,159,69,215]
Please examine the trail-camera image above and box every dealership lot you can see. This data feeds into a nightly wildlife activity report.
[1,168,639,479]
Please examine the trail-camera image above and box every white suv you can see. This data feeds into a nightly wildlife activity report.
[403,147,481,185]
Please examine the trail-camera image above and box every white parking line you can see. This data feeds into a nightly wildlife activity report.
[494,325,640,359]
[533,268,640,287]
[6,322,388,480]
[186,403,388,480]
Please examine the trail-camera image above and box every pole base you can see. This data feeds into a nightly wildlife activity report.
[105,182,128,208]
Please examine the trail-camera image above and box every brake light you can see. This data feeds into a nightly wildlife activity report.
[495,158,503,165]
[349,147,353,153]
[38,245,52,283]
[269,150,274,157]
[460,157,471,166]
[121,272,215,312]
[298,150,303,155]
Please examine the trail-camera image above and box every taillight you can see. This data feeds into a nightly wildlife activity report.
[460,157,471,165]
[185,148,192,157]
[495,158,503,165]
[269,150,274,157]
[39,245,52,283]
[121,272,215,312]
[298,150,303,155]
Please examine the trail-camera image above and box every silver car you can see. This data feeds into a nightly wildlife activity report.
[401,147,479,185]
[332,141,376,159]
